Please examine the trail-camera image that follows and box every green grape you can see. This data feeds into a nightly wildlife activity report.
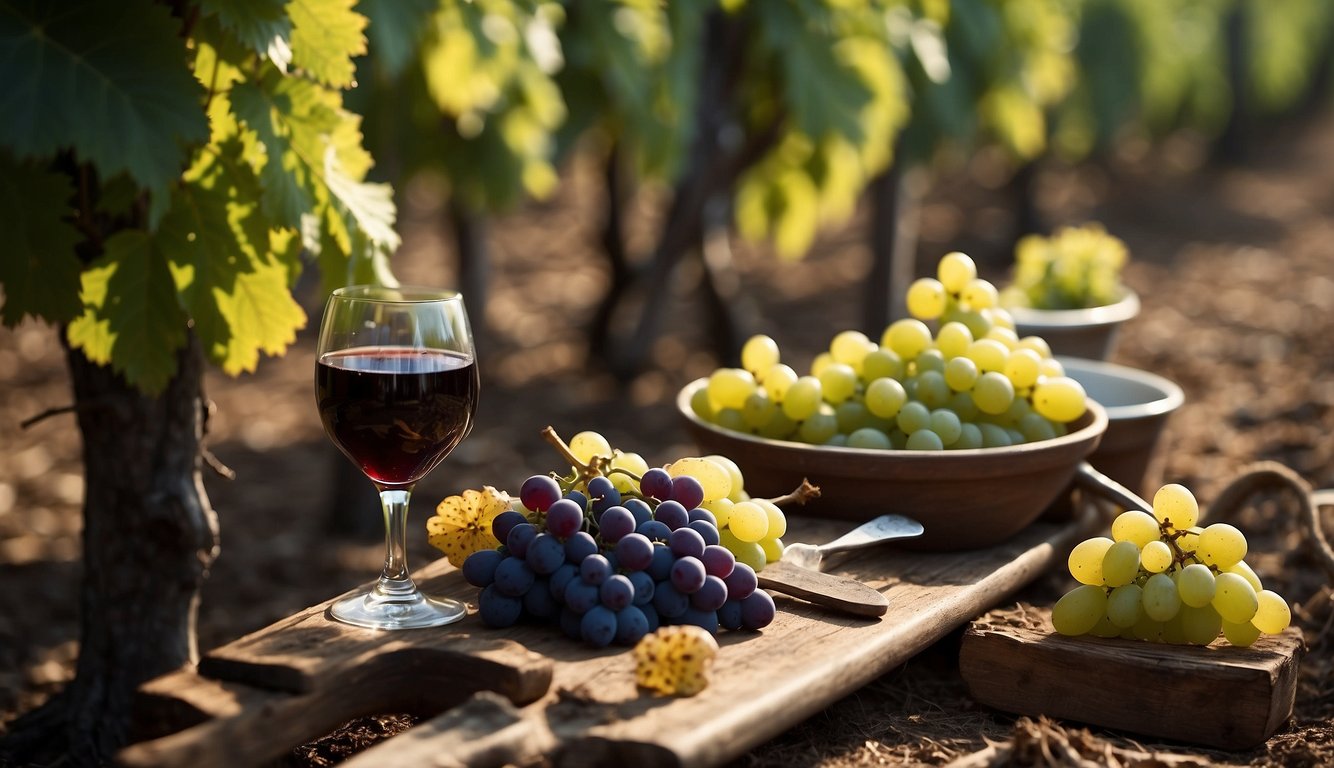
[824,434,848,447]
[948,391,980,422]
[729,501,769,543]
[756,410,797,440]
[741,391,777,429]
[1031,376,1086,423]
[944,356,979,392]
[1018,413,1057,443]
[1176,563,1216,608]
[1229,560,1263,592]
[1106,584,1143,628]
[707,368,757,411]
[755,499,787,539]
[835,400,871,433]
[1131,615,1165,642]
[810,352,835,377]
[1003,348,1042,389]
[935,321,973,360]
[906,277,948,320]
[1197,523,1247,569]
[847,428,892,449]
[690,386,715,421]
[1179,605,1223,645]
[865,377,907,419]
[759,536,783,564]
[952,422,983,449]
[569,431,613,464]
[1017,335,1052,358]
[928,409,962,446]
[915,370,951,408]
[887,429,908,449]
[905,429,944,450]
[668,457,733,502]
[1004,427,1026,445]
[943,306,993,339]
[937,251,977,293]
[964,339,1009,373]
[782,376,823,421]
[1067,536,1113,586]
[1141,572,1181,622]
[818,362,858,405]
[701,497,733,527]
[610,451,650,494]
[1140,540,1173,573]
[762,363,799,401]
[882,319,933,360]
[1152,483,1199,530]
[798,407,839,444]
[1222,619,1261,647]
[1090,614,1121,638]
[1051,584,1108,636]
[1212,572,1258,624]
[896,401,931,434]
[715,408,747,432]
[861,348,904,382]
[722,530,767,572]
[1101,540,1140,587]
[830,330,874,366]
[914,348,946,374]
[978,422,1012,448]
[971,371,1015,415]
[741,334,781,376]
[1252,590,1291,634]
[961,278,999,310]
[1004,395,1033,423]
[1162,612,1188,645]
[1111,510,1160,548]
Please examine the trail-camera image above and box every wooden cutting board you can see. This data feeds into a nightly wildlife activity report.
[120,508,1098,768]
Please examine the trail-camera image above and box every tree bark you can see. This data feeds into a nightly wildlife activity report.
[0,331,220,766]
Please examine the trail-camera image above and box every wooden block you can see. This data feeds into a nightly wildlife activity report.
[959,606,1305,750]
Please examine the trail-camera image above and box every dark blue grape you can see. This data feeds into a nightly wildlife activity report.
[615,533,654,571]
[624,498,653,526]
[718,599,743,630]
[563,579,599,613]
[507,523,538,559]
[493,556,535,597]
[640,603,660,632]
[670,556,706,594]
[679,607,719,634]
[700,545,735,579]
[598,506,636,543]
[740,590,776,630]
[654,500,689,531]
[545,498,584,539]
[564,531,598,563]
[549,562,578,601]
[653,581,689,618]
[580,554,612,586]
[637,519,672,542]
[648,544,674,581]
[669,527,706,559]
[492,510,527,544]
[627,570,655,606]
[670,475,705,509]
[690,575,728,612]
[600,574,634,611]
[564,489,588,509]
[723,561,757,600]
[689,520,721,546]
[581,605,617,647]
[688,508,718,527]
[603,550,619,572]
[478,585,522,628]
[519,475,562,512]
[524,577,558,619]
[559,608,583,639]
[526,533,566,575]
[614,606,650,646]
[640,468,673,500]
[586,476,621,514]
[461,549,503,587]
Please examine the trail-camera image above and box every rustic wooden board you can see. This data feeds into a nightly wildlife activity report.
[959,606,1305,750]
[120,508,1097,768]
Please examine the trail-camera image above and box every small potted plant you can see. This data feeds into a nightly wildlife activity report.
[999,223,1139,360]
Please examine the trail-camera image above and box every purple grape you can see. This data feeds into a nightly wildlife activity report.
[670,556,707,594]
[637,519,672,542]
[580,554,612,586]
[523,578,558,618]
[624,498,653,526]
[690,575,728,612]
[700,545,736,579]
[587,476,621,514]
[615,533,654,571]
[653,581,688,618]
[564,578,599,613]
[688,508,718,527]
[581,605,618,647]
[598,506,636,543]
[679,607,719,634]
[493,556,534,597]
[564,489,588,509]
[648,544,674,581]
[506,523,537,559]
[519,475,562,512]
[654,500,689,530]
[669,527,706,559]
[462,548,504,587]
[689,519,721,546]
[740,590,776,630]
[559,608,583,639]
[718,599,743,630]
[627,570,655,606]
[492,510,527,544]
[549,562,578,601]
[641,603,660,632]
[640,468,673,500]
[600,574,634,611]
[723,561,757,600]
[564,531,598,563]
[525,533,566,575]
[545,498,584,539]
[670,476,705,509]
[614,606,650,646]
[478,585,522,628]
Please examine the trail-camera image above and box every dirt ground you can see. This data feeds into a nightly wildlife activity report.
[2,108,1333,766]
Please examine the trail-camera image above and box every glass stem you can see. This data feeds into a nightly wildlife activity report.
[375,488,418,600]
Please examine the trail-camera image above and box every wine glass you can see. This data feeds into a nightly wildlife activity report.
[315,285,479,629]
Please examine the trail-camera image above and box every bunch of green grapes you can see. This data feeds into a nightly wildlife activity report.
[999,223,1129,311]
[1052,483,1292,647]
[690,252,1088,450]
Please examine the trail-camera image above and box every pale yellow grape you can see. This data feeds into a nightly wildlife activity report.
[1176,563,1216,608]
[741,335,781,376]
[1197,522,1247,568]
[1141,572,1181,622]
[985,326,1018,349]
[569,431,613,464]
[978,423,1012,448]
[755,498,787,539]
[798,407,839,444]
[882,319,933,360]
[861,348,904,381]
[1252,590,1291,634]
[1140,540,1173,573]
[701,497,733,527]
[896,401,932,434]
[1179,605,1223,645]
[810,352,835,377]
[707,368,757,411]
[782,376,823,420]
[1038,357,1065,378]
[733,539,766,572]
[1229,560,1263,592]
[961,278,998,309]
[863,378,905,419]
[906,278,948,320]
[1051,584,1107,636]
[1212,572,1259,623]
[1177,526,1203,557]
[906,429,944,450]
[667,457,733,502]
[1003,348,1042,389]
[944,356,979,392]
[1067,536,1113,586]
[1101,540,1140,587]
[986,306,1015,331]
[943,306,992,339]
[818,362,858,404]
[690,387,715,420]
[1222,619,1261,647]
[937,251,977,293]
[728,501,769,542]
[1018,413,1057,443]
[1111,510,1160,548]
[847,427,892,449]
[610,451,651,493]
[1031,376,1087,422]
[971,371,1015,415]
[928,409,962,446]
[1152,483,1199,530]
[954,422,983,449]
[742,391,778,429]
[761,363,798,401]
[1106,584,1143,627]
[932,324,970,362]
[1018,335,1052,358]
[964,339,1009,373]
[830,330,875,366]
[759,536,783,564]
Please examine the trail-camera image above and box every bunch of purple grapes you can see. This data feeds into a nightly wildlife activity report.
[463,470,776,647]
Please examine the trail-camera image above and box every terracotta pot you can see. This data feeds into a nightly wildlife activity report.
[1007,290,1140,361]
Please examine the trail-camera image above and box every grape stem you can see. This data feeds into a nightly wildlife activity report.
[765,478,821,508]
[541,426,608,484]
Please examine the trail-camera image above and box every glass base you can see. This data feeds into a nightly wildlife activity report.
[329,587,467,630]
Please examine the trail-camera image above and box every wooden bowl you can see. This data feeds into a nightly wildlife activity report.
[677,380,1108,551]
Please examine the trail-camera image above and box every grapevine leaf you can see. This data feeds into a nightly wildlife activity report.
[230,78,320,228]
[200,0,293,70]
[0,0,208,224]
[323,148,400,253]
[287,0,368,88]
[0,153,83,326]
[66,231,188,394]
[358,0,435,80]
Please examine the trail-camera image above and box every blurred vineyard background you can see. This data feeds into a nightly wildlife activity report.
[3,0,1334,765]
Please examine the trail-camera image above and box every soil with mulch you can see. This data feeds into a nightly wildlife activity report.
[2,111,1332,766]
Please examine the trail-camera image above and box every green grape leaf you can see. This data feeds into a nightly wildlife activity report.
[66,231,188,394]
[323,148,400,252]
[359,0,435,80]
[200,0,293,70]
[231,78,321,228]
[288,0,368,88]
[0,154,83,326]
[0,0,208,224]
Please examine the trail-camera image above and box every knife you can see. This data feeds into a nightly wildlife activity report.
[756,515,925,618]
